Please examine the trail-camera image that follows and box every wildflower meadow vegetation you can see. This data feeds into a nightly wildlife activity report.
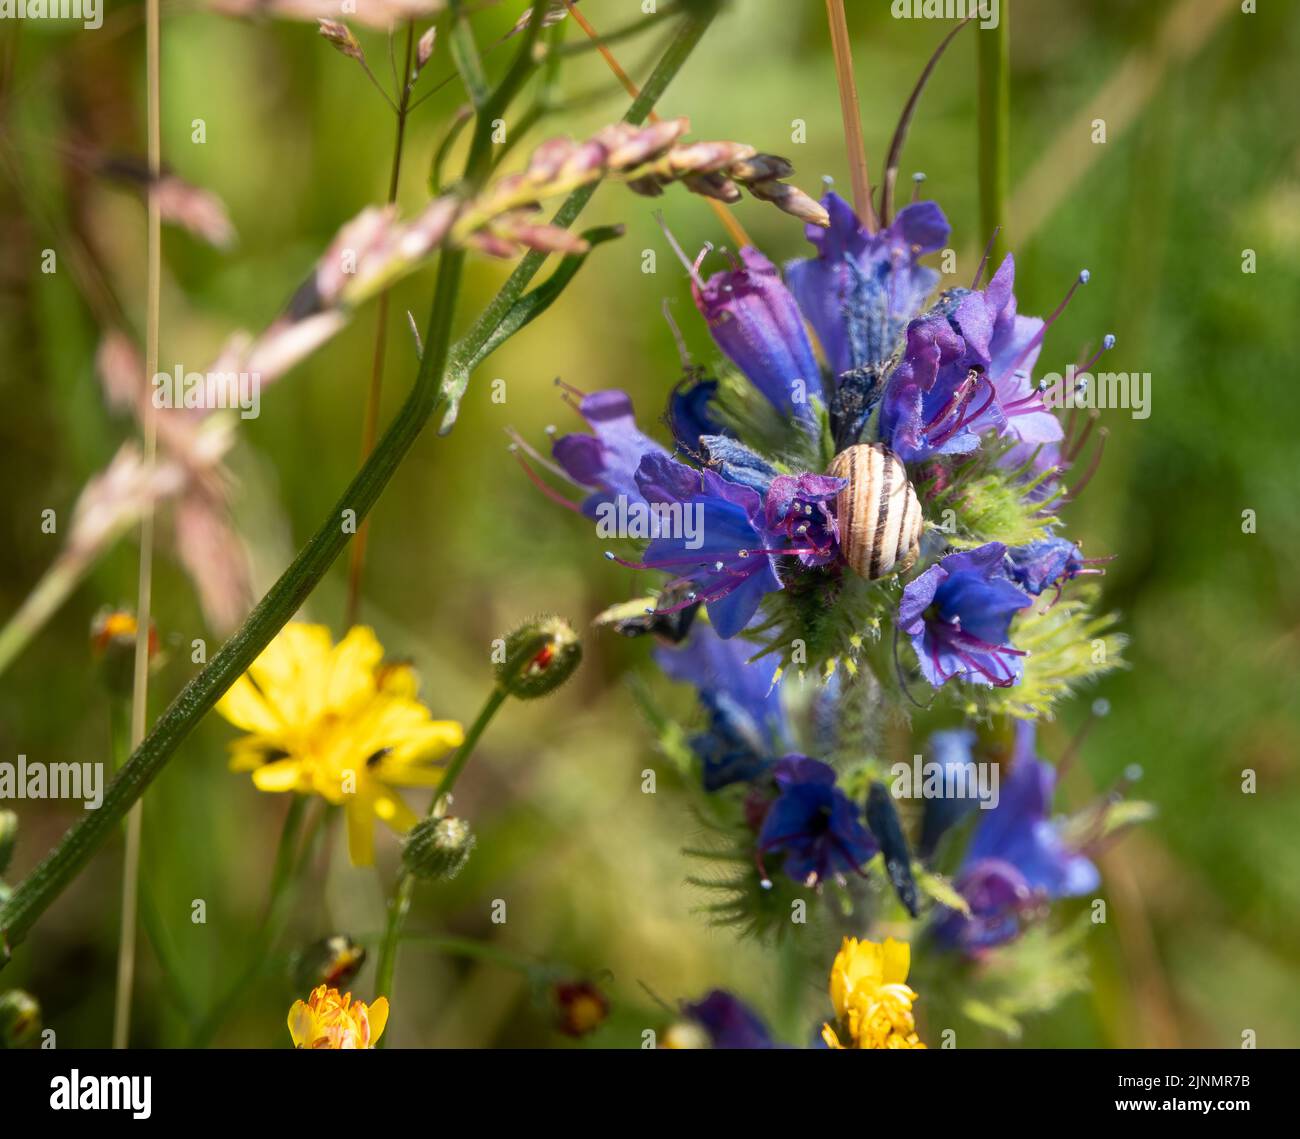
[0,0,1297,1076]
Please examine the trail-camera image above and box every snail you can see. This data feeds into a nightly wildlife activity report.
[828,443,923,580]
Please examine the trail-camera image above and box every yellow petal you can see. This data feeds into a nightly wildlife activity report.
[228,737,287,772]
[327,626,384,713]
[288,1000,313,1048]
[215,675,283,735]
[372,788,419,833]
[377,662,420,699]
[880,938,911,986]
[366,997,389,1045]
[345,797,375,867]
[248,624,333,723]
[251,758,306,793]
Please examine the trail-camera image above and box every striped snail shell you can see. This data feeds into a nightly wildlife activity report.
[828,443,924,580]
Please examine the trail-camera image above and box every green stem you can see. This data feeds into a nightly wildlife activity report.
[435,686,508,806]
[0,2,718,966]
[977,2,1010,269]
[371,685,509,1035]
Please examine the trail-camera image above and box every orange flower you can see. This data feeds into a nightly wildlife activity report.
[287,985,389,1049]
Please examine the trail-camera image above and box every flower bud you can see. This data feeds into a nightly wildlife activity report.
[0,809,16,876]
[552,980,609,1038]
[91,609,158,696]
[494,615,582,699]
[318,18,364,64]
[292,934,367,992]
[0,990,41,1049]
[415,26,436,74]
[402,815,476,881]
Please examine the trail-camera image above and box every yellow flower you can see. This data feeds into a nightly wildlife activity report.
[288,985,389,1049]
[215,623,464,865]
[821,936,926,1050]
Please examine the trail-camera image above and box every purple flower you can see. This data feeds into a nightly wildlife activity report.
[763,472,846,567]
[656,623,787,790]
[878,310,991,462]
[879,256,1077,462]
[692,248,818,421]
[681,990,774,1049]
[756,756,877,887]
[1003,537,1087,596]
[786,191,949,377]
[978,255,1065,447]
[898,543,1033,688]
[934,723,1099,953]
[609,453,783,639]
[550,388,668,519]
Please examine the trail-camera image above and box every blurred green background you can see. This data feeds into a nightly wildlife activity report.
[1,0,1297,1048]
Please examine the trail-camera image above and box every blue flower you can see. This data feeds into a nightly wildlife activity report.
[550,388,669,519]
[610,453,784,639]
[698,434,779,496]
[917,728,980,859]
[756,756,877,887]
[898,543,1033,688]
[786,191,949,378]
[656,623,787,790]
[934,723,1099,953]
[1003,537,1087,596]
[692,248,819,421]
[668,374,724,452]
[681,990,774,1049]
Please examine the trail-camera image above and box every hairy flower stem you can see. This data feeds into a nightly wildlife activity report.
[114,0,162,1050]
[0,4,717,965]
[977,2,1010,268]
[346,20,418,630]
[372,685,508,1044]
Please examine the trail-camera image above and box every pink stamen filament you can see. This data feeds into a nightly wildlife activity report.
[997,271,1089,385]
[929,376,998,447]
[513,452,581,513]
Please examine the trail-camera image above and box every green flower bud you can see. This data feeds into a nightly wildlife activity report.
[91,609,158,697]
[0,809,16,877]
[0,990,41,1049]
[494,615,582,699]
[291,934,367,992]
[402,816,476,881]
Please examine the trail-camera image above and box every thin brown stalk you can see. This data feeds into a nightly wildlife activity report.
[114,0,161,1051]
[345,22,418,630]
[824,0,876,232]
[563,0,752,250]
